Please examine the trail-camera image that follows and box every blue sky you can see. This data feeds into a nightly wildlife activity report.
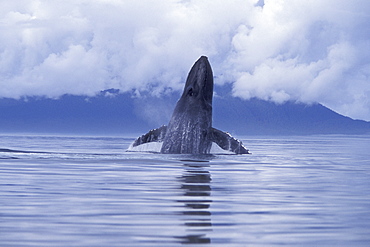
[1,0,369,120]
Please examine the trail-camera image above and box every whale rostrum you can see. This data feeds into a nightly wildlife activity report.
[131,56,249,154]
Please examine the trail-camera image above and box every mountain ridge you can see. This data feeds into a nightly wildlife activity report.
[0,91,369,136]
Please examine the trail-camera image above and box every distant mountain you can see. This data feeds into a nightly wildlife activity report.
[0,90,369,136]
[0,91,151,135]
[213,97,370,135]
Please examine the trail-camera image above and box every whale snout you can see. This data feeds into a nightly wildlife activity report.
[183,56,213,104]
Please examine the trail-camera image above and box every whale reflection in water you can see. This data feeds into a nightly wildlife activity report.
[175,162,212,244]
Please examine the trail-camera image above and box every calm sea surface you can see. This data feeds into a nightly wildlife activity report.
[0,134,369,246]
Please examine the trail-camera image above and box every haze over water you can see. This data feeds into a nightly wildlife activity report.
[1,134,369,246]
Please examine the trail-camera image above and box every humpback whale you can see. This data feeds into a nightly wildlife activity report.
[130,56,249,154]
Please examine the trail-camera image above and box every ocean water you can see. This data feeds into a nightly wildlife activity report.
[0,134,370,246]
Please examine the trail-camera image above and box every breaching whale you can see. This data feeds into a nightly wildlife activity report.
[130,56,249,154]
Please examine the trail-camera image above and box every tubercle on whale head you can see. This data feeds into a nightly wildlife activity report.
[181,56,214,105]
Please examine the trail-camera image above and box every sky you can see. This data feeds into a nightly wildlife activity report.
[0,0,369,121]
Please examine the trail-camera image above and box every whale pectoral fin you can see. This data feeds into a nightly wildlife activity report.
[210,128,250,154]
[132,125,167,147]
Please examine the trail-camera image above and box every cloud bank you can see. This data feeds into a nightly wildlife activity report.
[0,0,369,120]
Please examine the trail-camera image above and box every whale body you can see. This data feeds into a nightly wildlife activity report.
[130,56,249,154]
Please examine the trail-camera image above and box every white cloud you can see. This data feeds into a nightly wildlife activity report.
[229,0,370,120]
[0,0,369,120]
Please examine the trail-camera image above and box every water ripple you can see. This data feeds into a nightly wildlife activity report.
[0,135,370,246]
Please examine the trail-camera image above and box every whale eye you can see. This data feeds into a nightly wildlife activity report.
[188,88,194,96]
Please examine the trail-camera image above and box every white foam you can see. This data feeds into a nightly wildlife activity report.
[127,142,163,153]
[127,142,234,154]
[210,142,234,155]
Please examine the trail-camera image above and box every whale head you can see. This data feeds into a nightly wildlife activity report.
[181,56,214,107]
